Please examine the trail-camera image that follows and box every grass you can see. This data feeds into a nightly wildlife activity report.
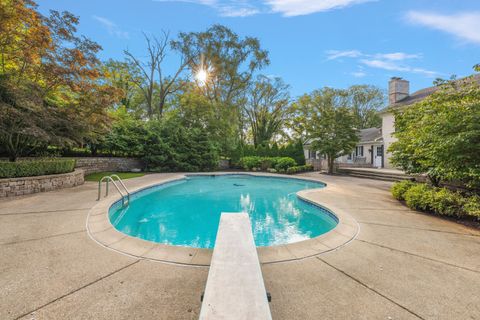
[85,171,145,182]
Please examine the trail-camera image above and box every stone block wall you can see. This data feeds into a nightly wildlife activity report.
[0,169,84,199]
[72,157,145,175]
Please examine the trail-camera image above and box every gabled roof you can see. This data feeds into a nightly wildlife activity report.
[382,74,480,112]
[304,127,382,146]
[358,127,382,144]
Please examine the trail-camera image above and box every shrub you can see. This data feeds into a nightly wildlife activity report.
[274,157,297,172]
[464,195,480,220]
[431,188,466,217]
[0,159,76,178]
[404,184,435,211]
[286,165,314,174]
[239,156,263,170]
[391,180,417,201]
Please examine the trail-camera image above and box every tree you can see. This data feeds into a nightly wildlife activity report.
[244,75,290,147]
[124,32,189,119]
[0,1,117,161]
[390,76,480,189]
[346,85,384,129]
[102,59,142,112]
[172,25,270,106]
[295,88,359,173]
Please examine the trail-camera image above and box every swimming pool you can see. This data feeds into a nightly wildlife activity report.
[108,175,338,248]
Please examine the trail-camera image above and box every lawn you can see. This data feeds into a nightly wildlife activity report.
[85,171,145,182]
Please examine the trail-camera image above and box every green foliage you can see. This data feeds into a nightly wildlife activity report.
[464,195,480,219]
[396,182,479,220]
[391,180,417,201]
[286,165,314,174]
[103,107,146,156]
[431,188,466,217]
[233,141,305,166]
[390,77,480,189]
[239,156,264,170]
[346,85,384,129]
[404,184,435,211]
[0,159,75,178]
[142,119,219,172]
[274,157,297,171]
[295,88,359,173]
[239,156,297,172]
[244,75,290,147]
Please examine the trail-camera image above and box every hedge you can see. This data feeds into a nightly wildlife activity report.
[286,165,314,175]
[0,159,76,178]
[391,180,480,220]
[239,156,297,172]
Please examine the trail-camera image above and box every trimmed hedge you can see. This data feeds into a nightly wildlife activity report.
[391,180,480,220]
[239,156,297,172]
[286,165,314,175]
[0,159,76,178]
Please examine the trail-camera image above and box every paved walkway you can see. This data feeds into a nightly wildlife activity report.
[0,173,479,320]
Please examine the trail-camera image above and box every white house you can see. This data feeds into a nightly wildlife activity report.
[305,74,480,169]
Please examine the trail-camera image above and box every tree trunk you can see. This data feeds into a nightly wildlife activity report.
[8,154,16,162]
[327,155,335,174]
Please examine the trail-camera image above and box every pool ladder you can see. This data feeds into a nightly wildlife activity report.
[97,174,131,206]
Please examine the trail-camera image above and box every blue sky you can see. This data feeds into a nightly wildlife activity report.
[36,0,480,97]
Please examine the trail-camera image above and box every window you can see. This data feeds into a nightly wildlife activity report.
[376,146,383,156]
[356,146,364,157]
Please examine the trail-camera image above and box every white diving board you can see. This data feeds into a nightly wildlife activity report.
[199,213,272,320]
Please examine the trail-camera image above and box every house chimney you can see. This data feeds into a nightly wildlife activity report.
[389,77,409,105]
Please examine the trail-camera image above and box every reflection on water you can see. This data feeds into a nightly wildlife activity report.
[109,175,337,248]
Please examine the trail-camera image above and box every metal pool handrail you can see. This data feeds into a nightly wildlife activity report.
[97,175,130,206]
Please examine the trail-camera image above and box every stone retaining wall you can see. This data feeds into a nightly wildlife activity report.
[0,169,84,199]
[72,157,144,175]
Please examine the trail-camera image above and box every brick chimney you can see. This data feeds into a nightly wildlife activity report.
[388,77,409,105]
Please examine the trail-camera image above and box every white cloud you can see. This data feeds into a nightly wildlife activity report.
[406,11,480,44]
[155,0,259,17]
[92,16,129,39]
[360,59,437,77]
[326,50,362,60]
[155,0,376,17]
[326,49,438,78]
[351,71,367,78]
[374,52,422,61]
[266,0,376,17]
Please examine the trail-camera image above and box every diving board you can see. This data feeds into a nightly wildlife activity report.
[199,213,272,320]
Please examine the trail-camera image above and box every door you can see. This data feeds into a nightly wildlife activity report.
[374,146,383,168]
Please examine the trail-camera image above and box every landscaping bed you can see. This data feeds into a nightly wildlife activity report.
[0,159,76,179]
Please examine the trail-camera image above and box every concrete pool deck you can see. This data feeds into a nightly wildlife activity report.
[1,173,479,319]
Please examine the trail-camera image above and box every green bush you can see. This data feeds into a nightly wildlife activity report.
[464,195,480,219]
[404,184,435,211]
[431,188,466,217]
[239,156,297,172]
[239,156,264,170]
[0,159,76,178]
[286,165,314,174]
[274,157,297,172]
[395,181,480,221]
[391,180,417,201]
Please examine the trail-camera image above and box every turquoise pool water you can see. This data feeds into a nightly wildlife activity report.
[109,175,338,248]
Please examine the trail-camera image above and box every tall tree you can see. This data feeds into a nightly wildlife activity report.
[0,0,118,161]
[346,85,384,129]
[390,76,480,189]
[124,32,189,119]
[295,88,359,173]
[172,24,270,106]
[244,75,290,147]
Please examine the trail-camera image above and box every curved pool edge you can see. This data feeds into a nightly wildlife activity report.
[86,172,359,266]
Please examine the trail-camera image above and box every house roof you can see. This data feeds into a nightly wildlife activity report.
[382,73,480,113]
[304,127,382,146]
[358,127,382,143]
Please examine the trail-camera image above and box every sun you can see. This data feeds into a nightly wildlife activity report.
[195,68,208,86]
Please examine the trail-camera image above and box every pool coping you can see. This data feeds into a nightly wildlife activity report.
[86,172,359,267]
